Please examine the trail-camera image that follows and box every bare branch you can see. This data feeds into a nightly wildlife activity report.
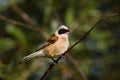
[66,54,88,80]
[0,15,48,39]
[11,4,49,38]
[11,4,36,26]
[70,17,80,32]
[0,15,28,27]
[40,13,120,80]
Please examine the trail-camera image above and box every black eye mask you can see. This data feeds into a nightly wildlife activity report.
[58,28,69,34]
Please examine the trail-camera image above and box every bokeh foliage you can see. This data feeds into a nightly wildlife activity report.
[0,0,120,80]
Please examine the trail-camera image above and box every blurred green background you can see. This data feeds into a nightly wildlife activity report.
[0,0,120,80]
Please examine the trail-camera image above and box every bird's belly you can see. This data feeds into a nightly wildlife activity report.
[44,38,69,57]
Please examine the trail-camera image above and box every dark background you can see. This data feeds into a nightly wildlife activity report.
[0,0,120,80]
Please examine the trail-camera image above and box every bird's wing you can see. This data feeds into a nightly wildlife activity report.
[35,34,59,52]
[35,42,51,51]
[18,34,59,64]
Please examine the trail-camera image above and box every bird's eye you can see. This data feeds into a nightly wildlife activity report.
[58,29,69,34]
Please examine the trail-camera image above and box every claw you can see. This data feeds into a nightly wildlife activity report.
[51,58,58,65]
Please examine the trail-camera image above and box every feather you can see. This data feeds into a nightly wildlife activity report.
[19,34,59,64]
[35,42,51,52]
[18,50,44,64]
[35,34,58,52]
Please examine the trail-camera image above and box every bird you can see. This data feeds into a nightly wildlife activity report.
[19,25,70,64]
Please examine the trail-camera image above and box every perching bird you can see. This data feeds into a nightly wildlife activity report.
[19,25,70,63]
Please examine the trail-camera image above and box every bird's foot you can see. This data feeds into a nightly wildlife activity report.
[51,58,58,65]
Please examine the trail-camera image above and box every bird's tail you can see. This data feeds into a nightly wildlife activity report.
[18,50,44,64]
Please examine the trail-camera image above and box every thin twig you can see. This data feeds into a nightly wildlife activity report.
[40,13,120,80]
[0,15,48,38]
[11,4,36,26]
[66,54,88,80]
[69,17,80,32]
[0,15,28,27]
[11,4,49,38]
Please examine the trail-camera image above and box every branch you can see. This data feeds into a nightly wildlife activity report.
[65,17,87,79]
[66,54,88,80]
[11,4,36,26]
[0,15,48,39]
[11,4,49,38]
[40,13,120,80]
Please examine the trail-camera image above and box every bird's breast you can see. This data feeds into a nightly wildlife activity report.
[44,37,69,57]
